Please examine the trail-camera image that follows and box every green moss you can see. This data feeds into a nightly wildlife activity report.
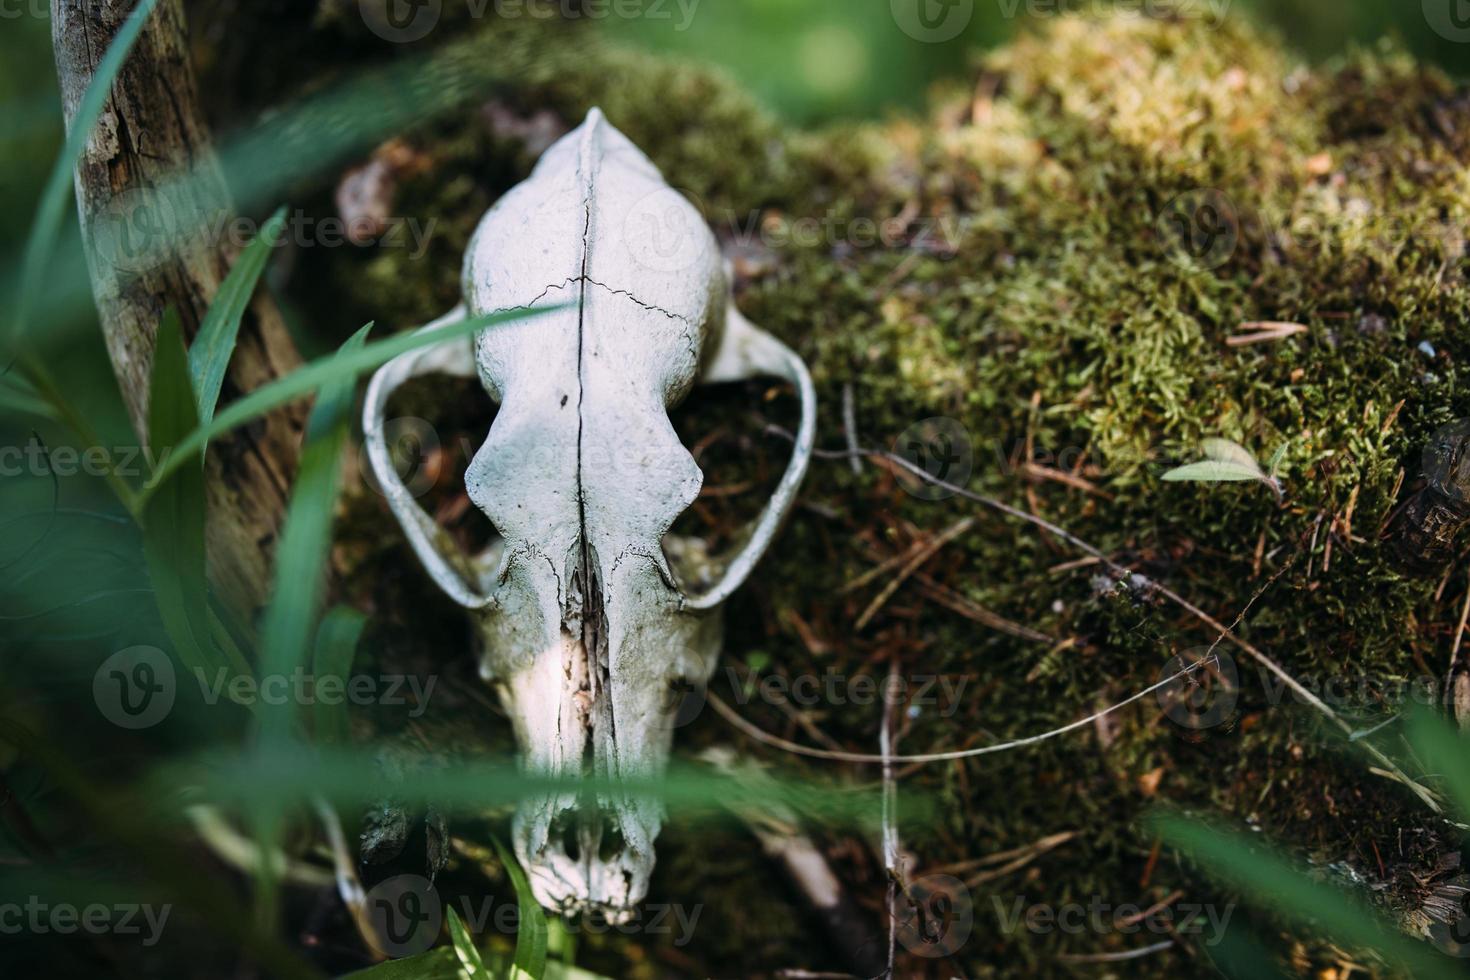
[316,11,1470,977]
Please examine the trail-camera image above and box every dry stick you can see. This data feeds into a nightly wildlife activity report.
[312,798,373,952]
[855,518,975,631]
[843,538,931,595]
[708,657,1215,765]
[911,572,1055,645]
[842,382,863,476]
[861,438,1435,809]
[1055,940,1175,964]
[1446,568,1470,730]
[929,830,1077,877]
[744,429,1441,812]
[879,658,905,979]
[1451,570,1470,667]
[1117,888,1185,927]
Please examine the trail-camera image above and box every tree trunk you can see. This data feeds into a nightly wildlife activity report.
[50,0,303,616]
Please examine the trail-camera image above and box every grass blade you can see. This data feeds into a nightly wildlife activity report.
[141,309,239,679]
[190,205,289,429]
[1404,707,1470,819]
[1151,811,1461,980]
[1203,922,1294,980]
[257,326,370,744]
[312,606,367,746]
[10,0,162,349]
[447,906,490,978]
[493,836,548,980]
[342,949,462,979]
[0,377,59,421]
[159,747,889,829]
[141,303,563,495]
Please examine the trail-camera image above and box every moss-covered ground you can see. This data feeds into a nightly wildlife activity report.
[287,7,1470,977]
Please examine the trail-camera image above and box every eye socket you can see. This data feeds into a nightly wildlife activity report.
[382,373,500,556]
[663,378,797,565]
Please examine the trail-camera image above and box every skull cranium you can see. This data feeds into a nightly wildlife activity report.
[363,109,815,919]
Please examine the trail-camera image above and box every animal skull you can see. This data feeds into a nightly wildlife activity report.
[363,109,815,919]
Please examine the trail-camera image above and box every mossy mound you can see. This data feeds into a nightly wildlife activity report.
[315,10,1470,978]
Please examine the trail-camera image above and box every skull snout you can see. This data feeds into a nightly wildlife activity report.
[513,792,659,923]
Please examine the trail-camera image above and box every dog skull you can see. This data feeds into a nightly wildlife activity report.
[363,109,815,920]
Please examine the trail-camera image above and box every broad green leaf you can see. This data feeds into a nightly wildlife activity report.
[190,206,289,429]
[257,326,370,744]
[486,957,614,980]
[10,0,162,349]
[1161,461,1266,483]
[544,964,615,980]
[142,310,242,679]
[248,805,285,933]
[493,836,548,980]
[341,948,462,979]
[1200,438,1262,473]
[313,607,367,746]
[447,907,489,978]
[141,304,563,495]
[1151,812,1461,980]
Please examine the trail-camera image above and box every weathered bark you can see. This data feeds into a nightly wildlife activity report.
[51,0,303,615]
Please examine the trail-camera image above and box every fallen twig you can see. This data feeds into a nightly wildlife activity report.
[855,518,975,631]
[747,428,1442,811]
[707,659,1213,764]
[1226,321,1308,346]
[881,659,900,980]
[912,571,1056,645]
[1055,940,1175,963]
[842,382,863,477]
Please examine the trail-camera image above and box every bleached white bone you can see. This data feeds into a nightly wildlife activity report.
[363,108,815,919]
